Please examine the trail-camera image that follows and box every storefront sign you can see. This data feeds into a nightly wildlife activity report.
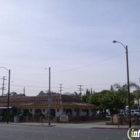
[60,115,69,122]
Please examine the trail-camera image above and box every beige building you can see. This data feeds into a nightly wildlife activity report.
[0,94,96,122]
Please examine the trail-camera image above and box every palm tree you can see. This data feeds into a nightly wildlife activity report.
[112,83,127,97]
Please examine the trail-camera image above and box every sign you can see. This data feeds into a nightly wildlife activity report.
[127,127,140,140]
[60,115,69,122]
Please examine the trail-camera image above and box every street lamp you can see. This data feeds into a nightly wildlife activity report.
[0,67,11,124]
[113,40,131,128]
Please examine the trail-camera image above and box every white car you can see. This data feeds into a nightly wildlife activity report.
[131,110,140,117]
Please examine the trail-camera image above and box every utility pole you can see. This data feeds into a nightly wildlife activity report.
[0,67,11,124]
[1,76,6,96]
[113,40,131,128]
[23,87,25,95]
[77,85,83,94]
[59,84,63,94]
[7,69,11,124]
[48,67,51,126]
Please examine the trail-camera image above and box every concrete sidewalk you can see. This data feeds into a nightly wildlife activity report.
[7,121,140,129]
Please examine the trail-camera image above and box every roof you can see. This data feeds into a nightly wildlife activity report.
[0,94,96,109]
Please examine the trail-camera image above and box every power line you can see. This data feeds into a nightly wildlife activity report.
[11,78,64,86]
[12,78,47,84]
[53,53,125,73]
[0,52,130,77]
[129,51,140,53]
[11,84,46,88]
[12,73,48,76]
[0,51,139,73]
[0,62,45,69]
[11,84,59,89]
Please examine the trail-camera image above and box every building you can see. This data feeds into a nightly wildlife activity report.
[0,94,96,122]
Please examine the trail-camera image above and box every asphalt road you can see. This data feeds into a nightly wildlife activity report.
[0,124,128,140]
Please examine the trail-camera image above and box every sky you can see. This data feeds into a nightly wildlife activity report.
[0,0,140,96]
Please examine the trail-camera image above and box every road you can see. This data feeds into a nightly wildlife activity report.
[0,123,128,140]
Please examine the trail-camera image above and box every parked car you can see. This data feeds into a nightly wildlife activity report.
[131,110,140,117]
[105,112,111,118]
[119,109,125,115]
[125,109,140,117]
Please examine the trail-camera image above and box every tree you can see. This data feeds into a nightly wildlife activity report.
[112,83,136,109]
[130,82,140,107]
[81,95,89,103]
[110,85,114,92]
[134,90,140,106]
[112,83,127,97]
[74,92,81,97]
[38,91,45,96]
[10,92,17,96]
[86,90,111,116]
[38,91,59,96]
[87,92,101,106]
[100,91,126,115]
[86,89,127,117]
[85,89,91,95]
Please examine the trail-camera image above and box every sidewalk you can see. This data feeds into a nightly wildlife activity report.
[7,121,140,130]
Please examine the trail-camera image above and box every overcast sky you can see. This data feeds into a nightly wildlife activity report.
[0,0,140,96]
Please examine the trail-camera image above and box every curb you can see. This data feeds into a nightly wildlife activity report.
[8,123,56,127]
[9,123,129,130]
[91,127,129,130]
